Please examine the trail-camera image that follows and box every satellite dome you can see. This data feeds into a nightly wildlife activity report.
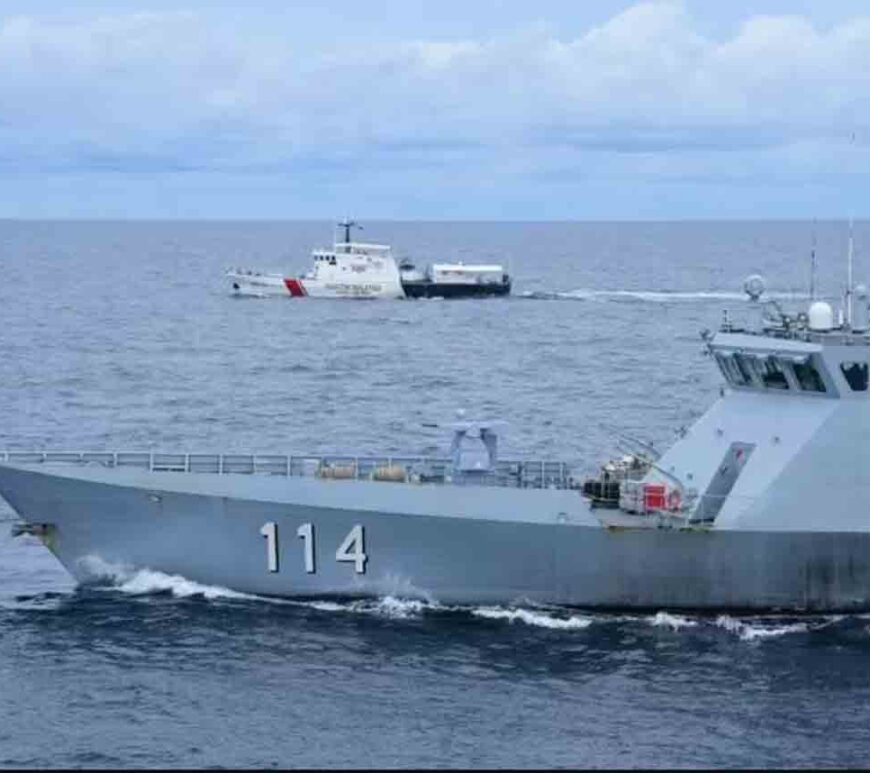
[808,301,835,332]
[743,274,766,301]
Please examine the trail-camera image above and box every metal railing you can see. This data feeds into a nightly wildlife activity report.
[0,451,573,490]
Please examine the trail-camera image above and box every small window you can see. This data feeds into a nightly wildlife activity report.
[758,356,789,390]
[841,362,869,391]
[716,354,744,386]
[793,359,826,393]
[732,354,754,386]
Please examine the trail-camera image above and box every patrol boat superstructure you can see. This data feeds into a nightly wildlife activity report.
[4,280,870,610]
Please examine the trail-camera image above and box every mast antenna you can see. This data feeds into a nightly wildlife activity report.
[337,218,361,245]
[809,221,817,301]
[847,213,854,327]
[846,132,857,328]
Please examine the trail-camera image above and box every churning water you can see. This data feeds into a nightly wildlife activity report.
[2,220,870,768]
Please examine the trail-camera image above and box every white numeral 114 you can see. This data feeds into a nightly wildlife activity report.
[260,522,366,575]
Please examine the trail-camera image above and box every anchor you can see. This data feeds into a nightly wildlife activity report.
[11,522,54,539]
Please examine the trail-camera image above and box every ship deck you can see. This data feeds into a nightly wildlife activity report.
[0,451,573,490]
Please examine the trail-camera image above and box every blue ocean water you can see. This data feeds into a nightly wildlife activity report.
[2,220,870,768]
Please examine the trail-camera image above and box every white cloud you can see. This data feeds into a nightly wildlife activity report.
[1,2,870,191]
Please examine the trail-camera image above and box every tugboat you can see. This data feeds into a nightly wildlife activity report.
[5,275,870,610]
[227,221,511,299]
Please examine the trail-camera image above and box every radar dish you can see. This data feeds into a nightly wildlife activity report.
[743,274,766,301]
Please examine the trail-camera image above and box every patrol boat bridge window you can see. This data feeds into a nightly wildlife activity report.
[841,361,869,391]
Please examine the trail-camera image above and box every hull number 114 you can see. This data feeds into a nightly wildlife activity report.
[259,522,367,575]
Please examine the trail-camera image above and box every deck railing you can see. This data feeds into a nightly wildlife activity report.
[0,451,573,490]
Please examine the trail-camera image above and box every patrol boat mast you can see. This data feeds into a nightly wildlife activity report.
[337,218,361,247]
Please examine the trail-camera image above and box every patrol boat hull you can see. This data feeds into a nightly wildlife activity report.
[2,460,869,611]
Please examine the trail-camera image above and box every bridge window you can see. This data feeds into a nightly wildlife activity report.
[792,359,826,393]
[758,356,789,390]
[716,354,751,386]
[841,362,869,391]
[733,354,755,385]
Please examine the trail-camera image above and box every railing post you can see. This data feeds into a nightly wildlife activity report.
[149,453,154,472]
[219,455,224,475]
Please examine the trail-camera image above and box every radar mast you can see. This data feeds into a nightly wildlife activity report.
[337,218,362,245]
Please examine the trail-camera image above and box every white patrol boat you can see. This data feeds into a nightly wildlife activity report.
[7,275,870,610]
[227,221,511,300]
[227,220,404,299]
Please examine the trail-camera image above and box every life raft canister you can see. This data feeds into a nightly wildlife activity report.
[642,483,666,511]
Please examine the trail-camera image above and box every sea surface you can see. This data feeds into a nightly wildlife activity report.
[2,220,870,768]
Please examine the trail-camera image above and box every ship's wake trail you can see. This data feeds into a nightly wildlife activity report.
[73,558,846,639]
[519,289,811,303]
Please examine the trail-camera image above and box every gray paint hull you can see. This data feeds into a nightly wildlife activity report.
[2,462,869,611]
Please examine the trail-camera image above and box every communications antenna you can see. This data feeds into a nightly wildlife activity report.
[845,133,857,327]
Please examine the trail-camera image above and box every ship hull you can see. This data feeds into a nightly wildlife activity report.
[227,272,289,297]
[2,461,870,611]
[401,280,511,299]
[228,273,404,299]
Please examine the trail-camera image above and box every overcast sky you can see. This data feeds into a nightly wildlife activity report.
[3,1,870,219]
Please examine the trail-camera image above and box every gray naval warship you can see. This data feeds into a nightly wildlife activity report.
[3,276,870,611]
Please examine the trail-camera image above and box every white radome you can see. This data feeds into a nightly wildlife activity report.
[808,300,835,331]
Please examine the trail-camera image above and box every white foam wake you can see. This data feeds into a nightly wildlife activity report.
[71,557,844,636]
[649,611,698,630]
[471,606,593,629]
[79,556,256,602]
[715,615,809,641]
[520,289,809,303]
[306,596,435,619]
[115,568,256,601]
